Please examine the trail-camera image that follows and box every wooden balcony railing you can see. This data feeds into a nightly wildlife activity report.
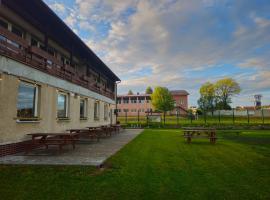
[0,26,115,100]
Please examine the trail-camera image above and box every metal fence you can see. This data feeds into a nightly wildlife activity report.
[117,109,270,127]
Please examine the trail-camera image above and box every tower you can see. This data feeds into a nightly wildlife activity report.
[254,94,262,108]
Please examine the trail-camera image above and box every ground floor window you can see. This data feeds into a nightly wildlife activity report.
[80,98,87,119]
[57,92,69,118]
[94,101,100,120]
[17,81,39,119]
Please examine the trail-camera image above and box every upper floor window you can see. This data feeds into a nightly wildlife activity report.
[47,46,56,57]
[80,98,87,119]
[179,99,184,105]
[11,25,23,38]
[131,97,137,103]
[0,18,8,29]
[57,92,69,118]
[123,98,129,104]
[17,82,39,119]
[61,55,70,65]
[117,98,121,104]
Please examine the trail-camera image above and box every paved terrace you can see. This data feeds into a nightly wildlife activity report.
[0,129,143,166]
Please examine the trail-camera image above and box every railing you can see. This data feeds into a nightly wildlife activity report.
[0,26,115,100]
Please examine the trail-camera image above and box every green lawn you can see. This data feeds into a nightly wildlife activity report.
[1,129,270,200]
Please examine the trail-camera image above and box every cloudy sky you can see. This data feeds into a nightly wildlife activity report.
[44,0,270,107]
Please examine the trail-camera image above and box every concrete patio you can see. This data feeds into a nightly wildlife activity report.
[0,129,143,166]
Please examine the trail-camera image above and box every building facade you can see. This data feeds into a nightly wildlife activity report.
[0,0,120,156]
[117,90,189,117]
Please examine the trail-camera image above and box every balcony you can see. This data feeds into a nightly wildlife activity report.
[0,26,115,100]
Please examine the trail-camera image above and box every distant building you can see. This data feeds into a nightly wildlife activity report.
[117,90,189,116]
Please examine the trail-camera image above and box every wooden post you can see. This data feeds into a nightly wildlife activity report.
[262,109,265,124]
[125,111,127,124]
[247,109,250,124]
[137,110,140,127]
[232,108,235,124]
[163,112,166,126]
[204,110,206,124]
[218,110,221,124]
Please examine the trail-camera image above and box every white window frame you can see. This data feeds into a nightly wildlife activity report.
[17,81,39,119]
[57,91,69,118]
[80,98,88,119]
[104,104,109,120]
[94,100,100,120]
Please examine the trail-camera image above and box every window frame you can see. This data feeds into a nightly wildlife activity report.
[57,91,69,119]
[17,81,39,120]
[80,98,88,119]
[94,100,100,120]
[104,104,109,121]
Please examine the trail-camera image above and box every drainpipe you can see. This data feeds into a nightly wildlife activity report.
[115,80,121,123]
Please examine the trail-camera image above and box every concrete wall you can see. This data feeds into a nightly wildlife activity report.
[0,57,116,145]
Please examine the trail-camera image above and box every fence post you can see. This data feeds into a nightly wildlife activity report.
[247,109,250,124]
[218,110,221,124]
[137,110,140,127]
[177,110,179,126]
[262,109,264,124]
[232,108,235,124]
[125,111,127,124]
[204,110,206,124]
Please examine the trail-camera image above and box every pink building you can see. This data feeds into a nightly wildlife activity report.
[117,90,189,116]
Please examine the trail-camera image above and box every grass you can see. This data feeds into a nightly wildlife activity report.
[1,129,270,200]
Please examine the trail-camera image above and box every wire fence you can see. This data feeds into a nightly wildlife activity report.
[117,109,270,127]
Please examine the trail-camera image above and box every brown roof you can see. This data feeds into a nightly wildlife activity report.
[170,90,189,95]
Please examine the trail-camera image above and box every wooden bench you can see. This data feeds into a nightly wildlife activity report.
[27,132,79,153]
[183,127,217,144]
[67,128,101,142]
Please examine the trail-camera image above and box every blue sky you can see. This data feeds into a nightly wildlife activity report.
[44,0,270,107]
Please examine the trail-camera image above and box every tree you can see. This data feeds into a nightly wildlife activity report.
[215,78,241,109]
[128,89,133,95]
[145,86,153,94]
[198,82,216,114]
[151,87,175,125]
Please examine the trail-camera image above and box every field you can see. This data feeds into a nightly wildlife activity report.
[1,129,270,200]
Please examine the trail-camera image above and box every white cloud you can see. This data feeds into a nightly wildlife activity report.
[48,0,270,106]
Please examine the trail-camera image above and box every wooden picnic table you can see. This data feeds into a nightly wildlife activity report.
[183,127,217,144]
[67,128,101,141]
[27,132,79,152]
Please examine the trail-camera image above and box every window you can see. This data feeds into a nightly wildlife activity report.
[131,97,137,103]
[80,98,87,119]
[17,82,39,119]
[94,101,100,120]
[47,46,56,57]
[57,92,69,118]
[104,104,109,120]
[11,25,23,38]
[117,98,121,104]
[179,99,184,105]
[123,109,129,112]
[0,18,8,29]
[123,98,129,104]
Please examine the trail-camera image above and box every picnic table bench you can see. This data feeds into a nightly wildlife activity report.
[27,132,80,152]
[67,128,101,142]
[183,127,217,144]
